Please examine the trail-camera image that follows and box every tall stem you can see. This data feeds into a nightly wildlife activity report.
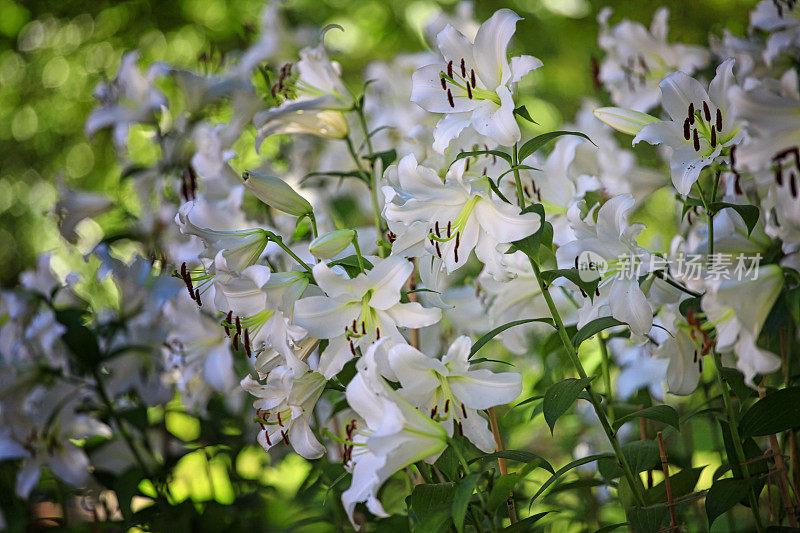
[344,132,385,254]
[488,407,517,523]
[710,350,765,532]
[266,232,313,273]
[510,140,647,507]
[598,333,615,421]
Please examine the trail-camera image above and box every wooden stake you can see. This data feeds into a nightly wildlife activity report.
[639,406,653,489]
[657,432,680,532]
[758,388,799,527]
[488,407,517,523]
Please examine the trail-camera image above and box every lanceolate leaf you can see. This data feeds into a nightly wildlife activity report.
[517,130,596,161]
[469,450,554,474]
[543,376,595,434]
[450,149,512,168]
[612,405,681,431]
[502,512,552,533]
[469,318,555,358]
[739,386,800,437]
[539,268,601,301]
[513,105,537,124]
[626,506,666,533]
[451,473,479,533]
[529,453,614,504]
[706,478,749,527]
[708,202,760,235]
[572,317,626,347]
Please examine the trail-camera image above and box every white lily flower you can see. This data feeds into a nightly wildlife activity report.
[596,7,709,112]
[557,194,654,335]
[85,51,167,148]
[341,341,448,528]
[388,336,522,452]
[241,368,326,460]
[410,9,542,151]
[383,154,540,279]
[655,328,704,396]
[633,58,742,196]
[254,36,353,145]
[293,256,441,378]
[702,264,783,385]
[750,0,800,65]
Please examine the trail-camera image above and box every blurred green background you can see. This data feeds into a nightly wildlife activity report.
[0,0,752,286]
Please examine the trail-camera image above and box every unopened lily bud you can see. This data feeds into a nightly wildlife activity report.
[593,107,659,136]
[242,172,313,216]
[309,229,355,259]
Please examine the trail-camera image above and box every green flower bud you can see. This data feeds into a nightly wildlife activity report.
[309,229,355,259]
[593,107,659,136]
[242,172,313,217]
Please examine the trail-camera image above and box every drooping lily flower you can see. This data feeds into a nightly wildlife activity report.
[557,194,654,335]
[383,154,540,279]
[241,367,326,459]
[293,256,442,378]
[410,9,542,152]
[340,341,448,528]
[388,336,522,452]
[633,58,742,195]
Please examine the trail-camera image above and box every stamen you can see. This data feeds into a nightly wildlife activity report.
[232,332,239,351]
[466,83,473,99]
[574,256,579,269]
[244,328,251,358]
[683,118,690,140]
[470,69,476,88]
[791,173,798,198]
[440,76,447,90]
[194,289,202,307]
[447,221,451,238]
[734,174,743,195]
[264,431,271,445]
[460,58,466,77]
[235,316,242,336]
[361,321,366,335]
[349,339,356,355]
[224,310,232,337]
[692,129,700,151]
[710,125,717,148]
[716,108,722,131]
[277,411,283,427]
[688,103,695,124]
[447,60,453,78]
[703,101,711,121]
[461,403,467,418]
[435,221,440,237]
[457,420,463,436]
[376,327,380,339]
[447,89,454,108]
[777,167,784,186]
[435,241,441,257]
[444,399,450,413]
[281,430,290,445]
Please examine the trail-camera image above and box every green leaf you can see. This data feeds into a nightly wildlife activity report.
[706,478,749,527]
[626,506,666,533]
[739,386,800,437]
[502,512,552,532]
[409,483,456,527]
[488,473,520,513]
[645,467,704,505]
[543,376,595,434]
[719,366,755,403]
[529,453,614,504]
[55,308,101,369]
[513,105,538,124]
[363,149,397,169]
[469,450,554,474]
[517,130,596,162]
[434,446,459,481]
[452,473,480,533]
[539,268,600,301]
[451,149,512,168]
[599,440,659,480]
[708,202,760,235]
[594,523,628,533]
[572,317,626,348]
[327,255,373,278]
[302,170,369,184]
[469,318,555,358]
[612,405,680,432]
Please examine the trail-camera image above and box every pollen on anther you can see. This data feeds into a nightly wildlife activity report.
[460,58,466,77]
[447,89,454,108]
[716,108,722,131]
[683,118,690,140]
[440,76,447,90]
[447,60,453,78]
[692,129,700,151]
[703,101,711,121]
[470,69,476,88]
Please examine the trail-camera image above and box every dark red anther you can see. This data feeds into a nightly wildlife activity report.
[376,327,380,339]
[349,340,356,355]
[235,316,242,335]
[683,118,690,140]
[693,350,697,363]
[703,101,711,121]
[180,262,187,280]
[777,167,785,186]
[194,289,202,307]
[244,328,251,358]
[431,406,438,418]
[466,83,473,99]
[730,145,737,168]
[454,247,458,263]
[435,241,441,257]
[264,431,271,445]
[447,221,451,238]
[440,75,447,90]
[447,89,454,108]
[734,174,743,195]
[281,430,289,445]
[447,60,453,78]
[461,403,467,418]
[791,173,798,198]
[232,333,239,351]
[710,125,717,148]
[352,318,358,331]
[457,420,463,436]
[595,287,600,297]
[688,103,695,123]
[460,58,466,77]
[361,321,366,335]
[716,108,722,131]
[277,411,283,427]
[693,129,700,151]
[444,399,450,413]
[435,220,440,237]
[470,69,476,88]
[580,287,587,298]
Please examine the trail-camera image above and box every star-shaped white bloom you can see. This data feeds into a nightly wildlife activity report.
[411,9,542,152]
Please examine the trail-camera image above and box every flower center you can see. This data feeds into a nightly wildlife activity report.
[772,146,800,199]
[221,309,275,358]
[429,376,469,436]
[428,195,480,264]
[681,101,732,155]
[343,292,381,354]
[439,58,501,107]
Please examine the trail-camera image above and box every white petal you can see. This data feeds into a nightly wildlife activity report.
[708,58,736,112]
[659,70,711,122]
[449,369,523,410]
[317,337,355,379]
[432,113,473,154]
[294,297,359,339]
[460,410,497,453]
[411,64,477,114]
[389,344,444,406]
[48,445,90,488]
[510,55,542,84]
[609,278,652,336]
[312,261,368,300]
[288,418,325,459]
[16,459,42,498]
[470,87,520,147]
[474,195,540,243]
[473,9,521,88]
[385,302,442,329]
[367,256,412,311]
[441,335,472,370]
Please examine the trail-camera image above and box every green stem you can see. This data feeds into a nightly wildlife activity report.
[512,144,525,208]
[344,133,385,254]
[528,258,648,508]
[710,350,765,532]
[266,232,313,273]
[352,235,366,274]
[308,213,319,238]
[598,333,614,421]
[511,140,647,507]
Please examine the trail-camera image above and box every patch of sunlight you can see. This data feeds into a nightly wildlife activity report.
[166,410,201,442]
[236,445,270,480]
[261,452,311,496]
[694,451,720,491]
